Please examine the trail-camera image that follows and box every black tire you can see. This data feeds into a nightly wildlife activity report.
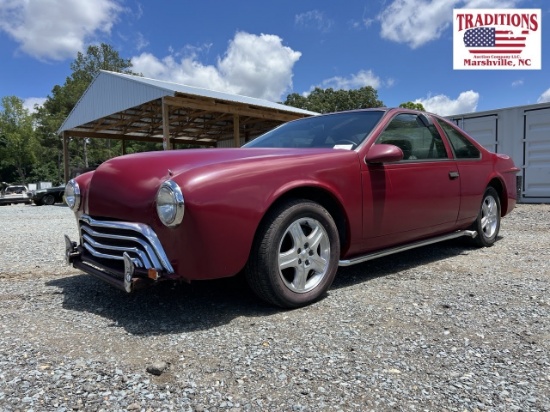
[470,187,501,247]
[43,194,55,205]
[246,199,340,308]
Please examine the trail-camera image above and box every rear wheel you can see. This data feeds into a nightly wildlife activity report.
[471,187,501,247]
[43,194,55,205]
[246,199,340,308]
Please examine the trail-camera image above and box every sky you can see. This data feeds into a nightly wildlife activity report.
[0,0,549,117]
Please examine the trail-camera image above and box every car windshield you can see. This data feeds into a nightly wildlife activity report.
[244,110,385,149]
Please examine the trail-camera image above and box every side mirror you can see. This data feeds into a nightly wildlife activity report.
[365,144,404,164]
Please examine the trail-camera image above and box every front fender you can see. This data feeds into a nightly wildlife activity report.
[162,152,362,280]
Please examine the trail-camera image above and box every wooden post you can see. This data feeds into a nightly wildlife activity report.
[62,132,70,182]
[162,97,171,150]
[233,114,240,148]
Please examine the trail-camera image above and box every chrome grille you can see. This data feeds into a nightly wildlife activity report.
[78,215,174,273]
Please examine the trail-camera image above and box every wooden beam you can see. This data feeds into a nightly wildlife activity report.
[233,114,240,148]
[65,130,162,142]
[62,132,69,183]
[171,137,217,147]
[164,95,309,122]
[162,97,171,150]
[64,130,216,147]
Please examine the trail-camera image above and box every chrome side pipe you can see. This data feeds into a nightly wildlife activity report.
[339,230,477,267]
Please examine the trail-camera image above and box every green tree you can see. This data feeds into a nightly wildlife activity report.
[284,86,383,113]
[399,101,425,111]
[0,96,38,183]
[33,43,140,182]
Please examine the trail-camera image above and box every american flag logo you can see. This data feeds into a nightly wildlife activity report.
[463,27,528,54]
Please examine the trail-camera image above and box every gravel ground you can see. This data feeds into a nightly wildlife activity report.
[0,203,549,411]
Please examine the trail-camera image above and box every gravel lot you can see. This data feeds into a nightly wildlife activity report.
[0,203,549,411]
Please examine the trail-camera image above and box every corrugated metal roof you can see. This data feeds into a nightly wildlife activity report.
[58,71,315,134]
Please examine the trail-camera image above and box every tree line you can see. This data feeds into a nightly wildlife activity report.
[0,43,423,185]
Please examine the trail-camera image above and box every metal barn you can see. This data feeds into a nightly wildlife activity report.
[58,71,316,182]
[449,102,550,204]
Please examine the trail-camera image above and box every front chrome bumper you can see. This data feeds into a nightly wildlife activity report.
[65,215,175,292]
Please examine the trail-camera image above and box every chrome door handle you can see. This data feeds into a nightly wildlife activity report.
[449,171,460,179]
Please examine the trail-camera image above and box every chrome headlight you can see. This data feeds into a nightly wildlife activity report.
[65,179,81,211]
[156,180,185,227]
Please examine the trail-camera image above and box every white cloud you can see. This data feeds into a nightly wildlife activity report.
[378,0,519,48]
[0,0,122,61]
[350,4,375,30]
[511,80,524,87]
[416,90,479,115]
[135,32,149,51]
[23,97,46,113]
[131,32,301,102]
[538,88,550,103]
[319,70,382,90]
[295,10,334,32]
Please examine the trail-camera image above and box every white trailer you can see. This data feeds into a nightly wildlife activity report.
[449,102,550,204]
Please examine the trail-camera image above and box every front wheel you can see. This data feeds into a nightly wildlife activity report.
[471,187,501,247]
[246,199,340,308]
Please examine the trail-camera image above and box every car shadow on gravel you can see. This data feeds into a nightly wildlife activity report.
[47,272,277,336]
[332,238,484,290]
[46,238,487,336]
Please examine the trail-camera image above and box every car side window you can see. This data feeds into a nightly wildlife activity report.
[436,120,481,159]
[376,113,448,160]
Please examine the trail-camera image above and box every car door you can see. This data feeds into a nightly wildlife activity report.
[435,118,490,224]
[360,113,461,250]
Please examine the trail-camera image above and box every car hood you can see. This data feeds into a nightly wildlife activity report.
[85,147,353,221]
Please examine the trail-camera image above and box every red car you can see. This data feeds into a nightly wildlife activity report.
[64,108,519,308]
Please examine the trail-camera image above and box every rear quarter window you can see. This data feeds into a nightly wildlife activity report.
[437,120,481,159]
